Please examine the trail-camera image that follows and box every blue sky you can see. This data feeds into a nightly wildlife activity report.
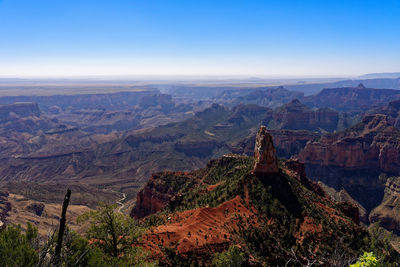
[0,0,399,77]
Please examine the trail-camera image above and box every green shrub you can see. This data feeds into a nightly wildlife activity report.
[0,224,38,267]
[212,245,245,267]
[350,252,381,267]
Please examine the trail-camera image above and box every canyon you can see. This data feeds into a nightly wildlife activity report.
[1,83,400,237]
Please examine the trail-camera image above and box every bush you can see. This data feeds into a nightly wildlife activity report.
[77,203,156,266]
[0,224,38,267]
[350,252,381,267]
[212,245,245,267]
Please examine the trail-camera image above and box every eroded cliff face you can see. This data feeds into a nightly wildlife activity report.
[369,100,400,129]
[270,130,320,158]
[271,99,339,132]
[253,126,279,174]
[130,171,198,218]
[130,177,170,218]
[0,102,58,134]
[298,114,400,215]
[369,177,400,234]
[299,114,400,173]
[0,102,40,122]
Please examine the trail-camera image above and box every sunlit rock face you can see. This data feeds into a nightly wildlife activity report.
[253,125,279,174]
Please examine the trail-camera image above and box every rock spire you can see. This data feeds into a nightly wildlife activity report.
[253,125,279,174]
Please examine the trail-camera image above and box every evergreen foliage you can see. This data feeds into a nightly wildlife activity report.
[0,223,38,267]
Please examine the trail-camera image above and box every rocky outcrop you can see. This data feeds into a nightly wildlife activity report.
[283,158,307,180]
[318,183,368,223]
[369,100,400,128]
[253,126,279,174]
[131,184,170,219]
[130,172,196,218]
[337,202,360,225]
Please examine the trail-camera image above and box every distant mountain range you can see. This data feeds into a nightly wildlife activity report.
[359,72,400,79]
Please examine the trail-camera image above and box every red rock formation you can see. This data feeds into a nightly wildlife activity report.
[130,171,196,218]
[253,126,279,174]
[284,158,307,180]
[298,114,400,173]
[130,173,174,218]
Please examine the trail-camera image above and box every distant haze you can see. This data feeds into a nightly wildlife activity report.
[0,0,399,77]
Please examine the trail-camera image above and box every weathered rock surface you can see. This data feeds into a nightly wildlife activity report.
[369,99,400,128]
[253,126,279,174]
[283,158,307,180]
[318,183,368,223]
[271,99,339,132]
[369,177,400,234]
[298,114,400,173]
[130,172,195,218]
[298,114,400,217]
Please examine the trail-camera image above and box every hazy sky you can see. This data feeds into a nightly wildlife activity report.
[0,0,399,77]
